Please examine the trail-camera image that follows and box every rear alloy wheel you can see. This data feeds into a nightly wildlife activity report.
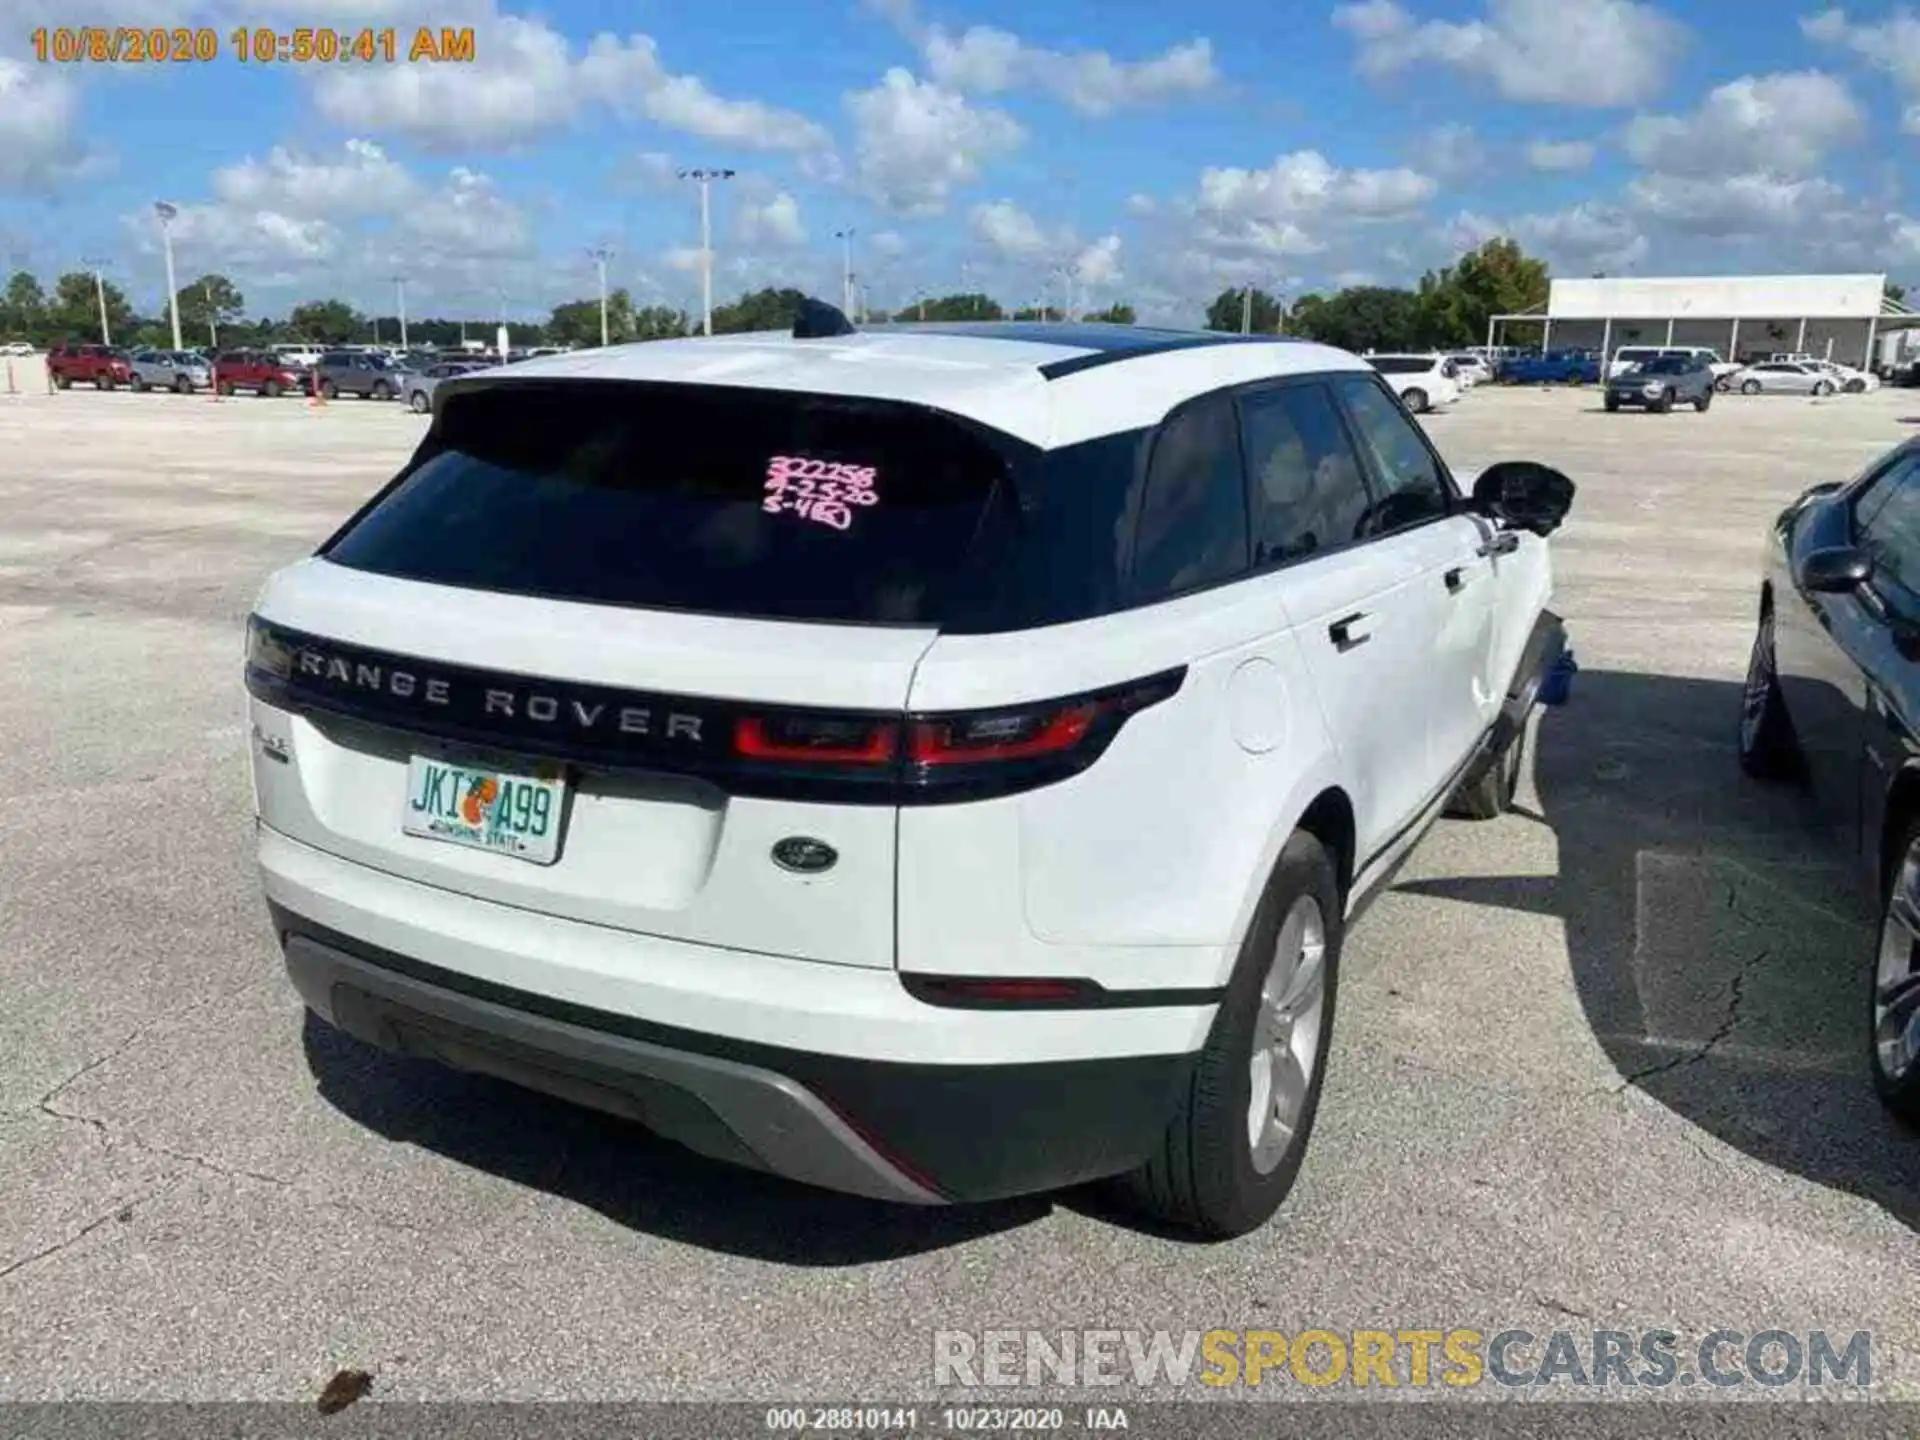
[1694,389,1712,413]
[1847,379,1867,394]
[130,374,147,392]
[409,389,430,414]
[1118,831,1340,1239]
[1449,726,1525,820]
[1402,386,1429,413]
[1737,605,1799,780]
[95,374,113,391]
[1741,378,1762,395]
[1814,380,1835,397]
[371,379,392,401]
[262,379,281,398]
[1873,821,1920,1125]
[173,374,192,394]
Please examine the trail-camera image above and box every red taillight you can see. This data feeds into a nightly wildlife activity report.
[904,975,1099,1005]
[734,714,898,765]
[909,703,1098,765]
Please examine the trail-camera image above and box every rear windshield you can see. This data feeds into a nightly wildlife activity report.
[323,381,1012,627]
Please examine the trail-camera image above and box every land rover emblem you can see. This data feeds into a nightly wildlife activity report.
[771,837,838,874]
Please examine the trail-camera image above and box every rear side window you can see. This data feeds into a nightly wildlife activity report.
[1236,382,1372,564]
[324,381,1011,627]
[1129,392,1250,603]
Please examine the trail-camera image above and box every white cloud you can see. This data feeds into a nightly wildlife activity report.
[736,192,807,247]
[1196,150,1437,236]
[1333,0,1685,106]
[970,199,1062,258]
[396,166,535,259]
[1622,71,1863,177]
[847,69,1023,215]
[1072,234,1123,287]
[1126,193,1159,215]
[1410,123,1488,180]
[1803,8,1920,130]
[1515,202,1649,271]
[870,230,909,258]
[1624,171,1849,238]
[1525,139,1596,171]
[621,151,679,189]
[311,12,830,155]
[211,138,417,216]
[0,60,89,190]
[923,28,1218,115]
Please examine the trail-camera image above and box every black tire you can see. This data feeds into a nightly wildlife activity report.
[1401,387,1428,414]
[1715,375,1732,392]
[1872,817,1920,1126]
[1651,388,1673,414]
[218,380,234,396]
[1737,603,1799,780]
[1694,389,1712,413]
[409,389,430,414]
[54,373,70,390]
[371,379,392,401]
[1117,831,1341,1238]
[1847,379,1867,394]
[320,378,338,400]
[1741,378,1762,395]
[173,374,191,394]
[95,374,112,391]
[1814,380,1835,398]
[130,374,147,392]
[262,379,281,398]
[1449,725,1525,820]
[1604,395,1620,412]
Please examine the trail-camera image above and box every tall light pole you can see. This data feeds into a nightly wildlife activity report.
[80,257,112,345]
[588,246,612,346]
[834,227,855,317]
[1241,283,1254,335]
[202,280,218,349]
[153,201,182,351]
[391,275,408,350]
[678,167,735,337]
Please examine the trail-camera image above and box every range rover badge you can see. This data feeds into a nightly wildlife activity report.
[772,837,838,874]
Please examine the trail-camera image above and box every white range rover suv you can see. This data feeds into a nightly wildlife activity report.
[246,305,1573,1237]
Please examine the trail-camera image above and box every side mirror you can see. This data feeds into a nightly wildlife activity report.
[1472,461,1576,537]
[1798,545,1873,593]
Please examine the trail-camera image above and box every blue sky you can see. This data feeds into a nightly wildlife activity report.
[2,0,1918,325]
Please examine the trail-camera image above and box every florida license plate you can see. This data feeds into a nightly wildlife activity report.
[402,754,567,864]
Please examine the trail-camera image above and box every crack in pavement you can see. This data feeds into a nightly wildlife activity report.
[0,1188,160,1284]
[1611,940,1773,1096]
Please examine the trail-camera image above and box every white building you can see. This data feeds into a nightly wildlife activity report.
[1488,273,1918,369]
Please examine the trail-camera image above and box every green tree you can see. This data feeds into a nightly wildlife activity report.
[1284,286,1423,353]
[710,287,808,334]
[175,274,244,348]
[2,270,46,342]
[286,298,362,343]
[545,296,606,348]
[1084,303,1136,324]
[631,304,688,340]
[1203,287,1285,334]
[1888,280,1910,307]
[892,292,1003,322]
[46,270,134,344]
[1416,238,1549,348]
[1011,305,1064,321]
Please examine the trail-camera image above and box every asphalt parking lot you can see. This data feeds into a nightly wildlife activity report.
[1,379,1918,1404]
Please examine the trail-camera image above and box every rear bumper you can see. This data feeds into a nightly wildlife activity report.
[259,826,1212,1204]
[276,908,1198,1205]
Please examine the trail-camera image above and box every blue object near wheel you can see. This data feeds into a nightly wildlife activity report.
[1539,648,1577,707]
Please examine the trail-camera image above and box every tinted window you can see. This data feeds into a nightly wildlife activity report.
[1333,374,1452,534]
[1369,356,1435,374]
[1857,456,1920,598]
[326,382,1012,627]
[1641,357,1691,374]
[1237,382,1372,564]
[1129,392,1250,602]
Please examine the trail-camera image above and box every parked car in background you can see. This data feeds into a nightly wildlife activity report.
[1604,354,1714,413]
[47,342,134,390]
[1737,436,1920,1125]
[1500,350,1601,386]
[1445,353,1492,388]
[1732,362,1838,397]
[128,349,211,393]
[215,349,304,397]
[1366,353,1460,413]
[1811,360,1879,394]
[1606,345,1739,383]
[1,341,35,357]
[400,360,487,414]
[314,350,404,400]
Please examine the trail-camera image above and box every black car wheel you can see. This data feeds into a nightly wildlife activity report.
[130,374,147,392]
[173,374,192,394]
[409,389,430,414]
[1738,604,1799,780]
[1741,378,1762,395]
[1650,387,1673,414]
[1694,389,1712,412]
[1715,375,1732,392]
[370,379,392,401]
[1401,386,1428,414]
[1873,819,1920,1125]
[1604,395,1620,412]
[263,379,281,398]
[320,379,338,400]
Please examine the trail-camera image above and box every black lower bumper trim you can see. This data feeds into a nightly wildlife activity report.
[271,904,1202,1204]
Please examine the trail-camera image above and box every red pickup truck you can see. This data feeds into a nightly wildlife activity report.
[213,349,304,397]
[48,343,134,390]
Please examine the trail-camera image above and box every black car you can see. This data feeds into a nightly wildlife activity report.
[313,350,403,401]
[1604,354,1715,413]
[1739,437,1920,1123]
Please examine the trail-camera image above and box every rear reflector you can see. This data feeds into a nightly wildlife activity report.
[903,975,1099,1007]
[734,714,898,765]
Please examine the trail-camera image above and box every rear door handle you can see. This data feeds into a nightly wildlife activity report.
[1329,612,1373,652]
